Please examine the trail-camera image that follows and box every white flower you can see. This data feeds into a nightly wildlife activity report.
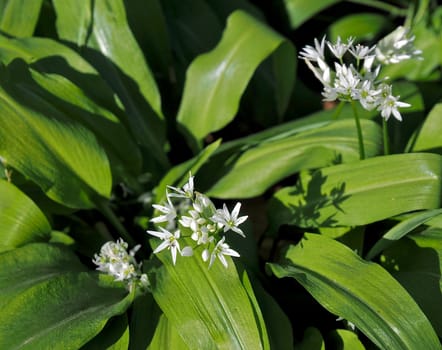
[377,94,410,121]
[147,227,182,265]
[327,36,354,60]
[333,63,361,100]
[355,80,381,110]
[93,239,149,291]
[375,26,422,64]
[211,202,248,237]
[299,35,326,62]
[349,43,376,60]
[151,194,177,226]
[376,84,410,121]
[208,237,240,268]
[167,174,195,199]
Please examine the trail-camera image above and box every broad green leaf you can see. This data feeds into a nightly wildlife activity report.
[413,103,442,153]
[268,233,441,349]
[327,329,365,350]
[366,208,442,260]
[148,314,189,350]
[270,153,442,228]
[0,179,51,252]
[4,58,141,186]
[0,243,133,349]
[328,13,389,42]
[177,10,295,149]
[203,119,381,199]
[282,0,340,29]
[150,248,266,349]
[381,228,442,336]
[0,0,43,37]
[53,0,168,168]
[0,64,112,209]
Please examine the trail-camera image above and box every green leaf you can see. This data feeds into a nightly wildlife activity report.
[282,0,340,29]
[0,64,112,209]
[0,0,43,37]
[53,0,168,168]
[381,228,442,337]
[0,179,51,252]
[268,233,441,349]
[82,314,130,350]
[270,153,442,228]
[328,13,389,42]
[148,314,189,350]
[327,329,365,350]
[0,243,133,349]
[150,251,266,349]
[177,10,295,149]
[203,119,381,199]
[366,208,442,260]
[413,103,442,153]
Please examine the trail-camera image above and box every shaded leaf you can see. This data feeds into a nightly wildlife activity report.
[366,208,442,260]
[381,228,442,337]
[268,233,440,349]
[282,0,340,29]
[328,13,389,42]
[147,314,189,350]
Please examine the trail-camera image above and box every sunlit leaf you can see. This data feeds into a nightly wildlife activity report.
[0,179,51,252]
[202,119,381,198]
[53,0,168,168]
[269,153,442,228]
[0,243,133,349]
[177,10,295,149]
[0,63,112,209]
[150,249,266,349]
[268,233,440,349]
[0,0,43,37]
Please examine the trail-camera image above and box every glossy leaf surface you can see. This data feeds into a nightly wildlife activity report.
[268,233,440,349]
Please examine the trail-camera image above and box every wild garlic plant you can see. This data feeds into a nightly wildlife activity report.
[147,174,248,268]
[93,238,150,293]
[300,25,422,157]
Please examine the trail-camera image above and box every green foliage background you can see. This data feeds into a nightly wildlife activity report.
[0,0,442,349]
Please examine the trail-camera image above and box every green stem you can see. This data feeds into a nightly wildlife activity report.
[351,101,365,160]
[331,101,345,120]
[96,199,135,246]
[346,0,408,16]
[382,118,390,155]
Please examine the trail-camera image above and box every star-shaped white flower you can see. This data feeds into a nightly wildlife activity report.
[327,36,354,60]
[211,202,248,237]
[147,227,182,265]
[167,174,195,200]
[206,237,240,268]
[151,194,177,225]
[299,35,326,62]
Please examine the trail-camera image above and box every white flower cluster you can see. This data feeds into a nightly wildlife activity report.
[93,239,149,292]
[299,26,422,121]
[147,174,248,268]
